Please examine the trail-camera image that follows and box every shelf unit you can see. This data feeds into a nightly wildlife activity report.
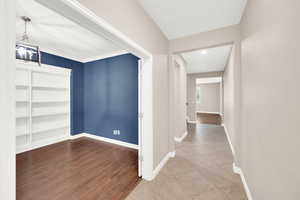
[16,61,71,154]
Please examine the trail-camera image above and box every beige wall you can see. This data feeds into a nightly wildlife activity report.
[196,83,220,113]
[240,0,300,199]
[77,0,168,54]
[172,55,187,139]
[170,24,240,54]
[153,55,170,168]
[223,45,239,163]
[186,75,196,121]
[75,0,170,171]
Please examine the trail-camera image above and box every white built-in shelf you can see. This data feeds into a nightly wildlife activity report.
[32,125,70,134]
[32,111,69,118]
[32,100,70,103]
[16,61,71,154]
[16,129,29,137]
[16,100,29,103]
[16,114,29,118]
[16,85,29,88]
[32,85,69,90]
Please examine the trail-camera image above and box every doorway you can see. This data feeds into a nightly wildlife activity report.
[15,0,144,199]
[195,77,223,125]
[0,0,156,199]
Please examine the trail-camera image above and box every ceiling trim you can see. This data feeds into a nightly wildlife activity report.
[82,50,129,63]
[36,0,152,59]
[39,46,83,62]
[40,46,128,63]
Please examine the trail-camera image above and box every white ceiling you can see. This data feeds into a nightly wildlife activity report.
[138,0,247,39]
[181,45,232,74]
[16,0,123,62]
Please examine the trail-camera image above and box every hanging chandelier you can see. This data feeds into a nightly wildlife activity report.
[16,16,41,65]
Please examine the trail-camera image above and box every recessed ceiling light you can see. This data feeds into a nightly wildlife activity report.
[201,50,207,55]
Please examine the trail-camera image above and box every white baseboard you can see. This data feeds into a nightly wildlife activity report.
[223,124,236,157]
[16,134,69,154]
[151,151,175,180]
[70,133,139,150]
[233,163,254,200]
[169,151,176,158]
[174,131,188,143]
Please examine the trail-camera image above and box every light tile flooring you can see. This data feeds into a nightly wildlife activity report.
[126,124,247,200]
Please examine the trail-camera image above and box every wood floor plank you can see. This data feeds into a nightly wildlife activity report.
[197,113,222,125]
[16,137,140,200]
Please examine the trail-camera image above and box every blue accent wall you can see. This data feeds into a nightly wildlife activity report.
[83,54,139,145]
[40,52,138,145]
[40,52,84,134]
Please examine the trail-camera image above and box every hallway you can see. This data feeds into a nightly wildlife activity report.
[126,124,247,200]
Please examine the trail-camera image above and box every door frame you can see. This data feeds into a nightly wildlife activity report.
[0,1,16,199]
[1,1,155,199]
[35,0,154,180]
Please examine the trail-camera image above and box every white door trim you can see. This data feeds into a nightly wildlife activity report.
[0,1,16,200]
[2,4,155,200]
[138,59,143,177]
[36,0,151,59]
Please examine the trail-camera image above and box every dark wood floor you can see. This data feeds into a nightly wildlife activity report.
[16,137,140,200]
[197,112,222,125]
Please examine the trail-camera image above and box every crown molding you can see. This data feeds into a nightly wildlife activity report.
[81,50,128,63]
[39,46,128,63]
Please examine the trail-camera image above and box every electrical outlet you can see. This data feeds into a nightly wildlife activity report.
[113,130,120,135]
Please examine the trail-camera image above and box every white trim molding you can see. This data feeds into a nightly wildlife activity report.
[41,46,128,63]
[223,124,236,156]
[174,131,188,143]
[151,151,175,180]
[70,133,139,150]
[225,124,253,200]
[82,50,128,63]
[169,151,176,158]
[233,163,254,200]
[17,135,70,154]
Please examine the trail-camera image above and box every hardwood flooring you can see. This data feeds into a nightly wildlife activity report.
[197,112,222,125]
[16,137,140,200]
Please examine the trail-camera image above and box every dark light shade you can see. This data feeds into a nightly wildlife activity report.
[16,43,41,64]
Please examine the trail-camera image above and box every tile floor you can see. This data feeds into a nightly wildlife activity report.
[126,124,247,200]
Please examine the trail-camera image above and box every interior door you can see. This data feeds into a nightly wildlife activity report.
[138,59,143,177]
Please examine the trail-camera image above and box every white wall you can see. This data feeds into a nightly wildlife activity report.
[0,1,16,199]
[196,83,220,113]
[240,0,300,199]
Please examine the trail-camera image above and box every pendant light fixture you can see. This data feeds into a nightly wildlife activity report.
[16,16,41,65]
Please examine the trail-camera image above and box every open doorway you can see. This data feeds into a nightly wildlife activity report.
[195,77,223,125]
[14,0,151,199]
[182,45,232,126]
